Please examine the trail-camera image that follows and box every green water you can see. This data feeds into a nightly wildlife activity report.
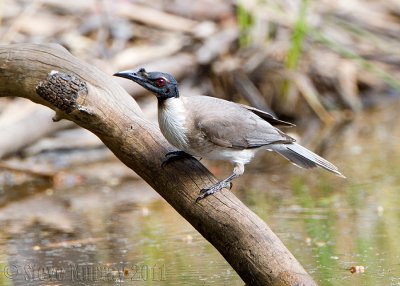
[0,102,399,285]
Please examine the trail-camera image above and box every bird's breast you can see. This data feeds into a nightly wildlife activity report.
[158,98,190,151]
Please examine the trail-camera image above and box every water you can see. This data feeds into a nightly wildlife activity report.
[0,101,399,285]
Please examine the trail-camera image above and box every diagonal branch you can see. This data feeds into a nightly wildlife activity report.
[0,43,317,286]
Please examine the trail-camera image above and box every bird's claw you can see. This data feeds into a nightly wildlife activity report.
[161,151,194,168]
[196,181,232,202]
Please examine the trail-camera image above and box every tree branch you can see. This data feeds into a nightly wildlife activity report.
[0,43,317,286]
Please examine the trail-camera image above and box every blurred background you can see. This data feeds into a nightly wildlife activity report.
[0,0,400,285]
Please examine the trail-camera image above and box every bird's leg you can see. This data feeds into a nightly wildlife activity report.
[161,150,195,168]
[196,163,245,202]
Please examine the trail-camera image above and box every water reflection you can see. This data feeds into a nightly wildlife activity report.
[0,101,399,285]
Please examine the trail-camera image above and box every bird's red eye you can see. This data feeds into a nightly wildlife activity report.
[155,78,166,87]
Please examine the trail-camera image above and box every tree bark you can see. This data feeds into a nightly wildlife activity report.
[0,43,317,286]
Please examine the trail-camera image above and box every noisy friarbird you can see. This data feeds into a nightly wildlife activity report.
[114,68,344,201]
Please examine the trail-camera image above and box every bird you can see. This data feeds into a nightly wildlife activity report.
[114,68,345,201]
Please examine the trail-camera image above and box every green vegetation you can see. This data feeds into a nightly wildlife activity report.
[236,2,254,47]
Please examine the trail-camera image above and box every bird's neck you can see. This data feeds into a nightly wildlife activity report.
[157,92,179,105]
[158,96,183,111]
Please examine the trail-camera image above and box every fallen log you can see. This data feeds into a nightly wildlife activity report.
[0,43,317,286]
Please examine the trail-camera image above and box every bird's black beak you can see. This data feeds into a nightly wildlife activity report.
[114,68,161,95]
[113,68,148,83]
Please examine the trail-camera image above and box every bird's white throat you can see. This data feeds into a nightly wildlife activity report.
[158,97,189,150]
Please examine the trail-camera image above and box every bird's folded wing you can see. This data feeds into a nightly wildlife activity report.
[197,116,294,149]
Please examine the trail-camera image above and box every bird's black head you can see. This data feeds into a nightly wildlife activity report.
[114,68,179,99]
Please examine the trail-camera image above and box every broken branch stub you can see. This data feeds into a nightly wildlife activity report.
[36,71,94,122]
[36,71,88,114]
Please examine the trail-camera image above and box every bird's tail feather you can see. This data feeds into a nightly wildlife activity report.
[273,143,345,178]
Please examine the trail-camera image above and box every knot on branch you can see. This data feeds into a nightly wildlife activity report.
[36,71,88,113]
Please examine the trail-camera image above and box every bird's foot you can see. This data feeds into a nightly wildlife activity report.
[196,180,233,202]
[161,151,194,168]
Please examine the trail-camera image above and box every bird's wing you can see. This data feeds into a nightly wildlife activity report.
[184,95,295,149]
[239,104,295,127]
[196,111,295,149]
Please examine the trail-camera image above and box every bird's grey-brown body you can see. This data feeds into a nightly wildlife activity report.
[114,68,344,201]
[161,96,292,152]
[158,95,342,172]
[159,96,291,163]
